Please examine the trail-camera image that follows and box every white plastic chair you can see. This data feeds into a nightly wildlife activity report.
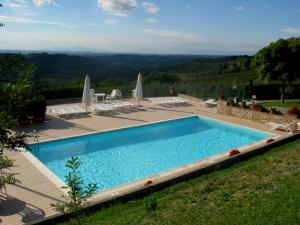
[106,89,122,101]
[267,121,297,133]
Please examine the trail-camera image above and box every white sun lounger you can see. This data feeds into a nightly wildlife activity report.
[148,97,188,107]
[153,97,173,106]
[49,105,89,118]
[202,99,218,107]
[156,97,175,106]
[267,121,297,133]
[111,101,135,111]
[90,103,115,115]
[148,97,165,106]
[170,97,188,105]
[49,106,67,116]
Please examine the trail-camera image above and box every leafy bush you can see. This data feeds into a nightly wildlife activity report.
[0,156,17,189]
[27,95,47,122]
[38,86,83,100]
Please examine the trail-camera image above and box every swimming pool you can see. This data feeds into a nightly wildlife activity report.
[30,116,272,191]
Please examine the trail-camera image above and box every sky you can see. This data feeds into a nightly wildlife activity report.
[0,0,300,54]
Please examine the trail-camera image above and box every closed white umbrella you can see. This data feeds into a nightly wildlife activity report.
[135,73,143,106]
[82,75,91,111]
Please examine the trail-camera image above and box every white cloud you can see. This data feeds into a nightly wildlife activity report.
[141,2,159,14]
[32,0,56,7]
[103,19,118,25]
[234,6,244,11]
[0,31,97,50]
[7,0,28,9]
[14,0,28,3]
[145,18,158,23]
[97,0,137,17]
[281,27,300,34]
[0,15,76,28]
[143,28,203,43]
[5,0,37,16]
[185,5,191,9]
[85,22,98,27]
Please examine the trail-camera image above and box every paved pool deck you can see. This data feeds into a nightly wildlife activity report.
[0,99,286,225]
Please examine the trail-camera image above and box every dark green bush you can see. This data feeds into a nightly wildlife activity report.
[38,87,83,100]
[27,95,47,120]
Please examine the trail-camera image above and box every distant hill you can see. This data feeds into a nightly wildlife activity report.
[159,55,252,76]
[0,52,251,84]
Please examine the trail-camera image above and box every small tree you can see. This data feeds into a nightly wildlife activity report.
[251,37,300,103]
[51,157,97,225]
[0,56,33,191]
[0,111,29,190]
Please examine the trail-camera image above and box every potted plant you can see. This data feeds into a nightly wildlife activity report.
[219,92,225,100]
[289,106,299,118]
[252,104,262,112]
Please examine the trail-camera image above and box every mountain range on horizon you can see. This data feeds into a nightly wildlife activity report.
[0,46,255,56]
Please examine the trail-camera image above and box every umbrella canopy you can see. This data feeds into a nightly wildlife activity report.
[135,73,143,104]
[82,75,91,111]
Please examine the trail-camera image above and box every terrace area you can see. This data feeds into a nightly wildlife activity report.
[0,97,290,225]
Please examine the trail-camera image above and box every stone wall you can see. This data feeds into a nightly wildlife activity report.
[217,100,298,123]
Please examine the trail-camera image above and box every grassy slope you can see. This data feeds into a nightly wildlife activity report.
[60,139,300,225]
[260,100,300,109]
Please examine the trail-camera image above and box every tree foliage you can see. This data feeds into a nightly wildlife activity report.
[252,37,300,102]
[0,59,33,154]
[0,56,33,190]
[51,157,97,225]
[0,54,29,82]
[144,71,180,84]
[0,54,253,82]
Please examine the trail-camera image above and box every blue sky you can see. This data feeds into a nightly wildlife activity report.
[0,0,300,54]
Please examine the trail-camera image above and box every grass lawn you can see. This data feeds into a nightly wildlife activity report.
[60,139,300,225]
[260,99,300,109]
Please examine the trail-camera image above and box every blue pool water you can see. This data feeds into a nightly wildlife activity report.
[30,116,271,191]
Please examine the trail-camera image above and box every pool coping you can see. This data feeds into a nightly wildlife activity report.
[20,114,285,224]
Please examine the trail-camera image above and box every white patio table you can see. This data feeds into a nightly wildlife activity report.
[95,93,106,102]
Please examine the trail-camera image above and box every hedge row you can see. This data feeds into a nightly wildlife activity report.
[37,83,300,101]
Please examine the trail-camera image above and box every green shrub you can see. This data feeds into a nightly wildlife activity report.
[51,157,97,225]
[30,96,46,116]
[38,87,83,100]
[27,95,47,122]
